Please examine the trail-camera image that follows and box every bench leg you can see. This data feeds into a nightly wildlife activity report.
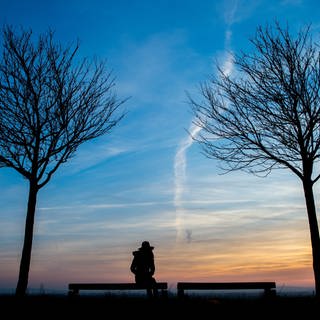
[161,289,168,298]
[177,289,184,298]
[68,289,79,296]
[264,288,276,298]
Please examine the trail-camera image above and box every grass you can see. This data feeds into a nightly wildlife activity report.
[0,293,319,318]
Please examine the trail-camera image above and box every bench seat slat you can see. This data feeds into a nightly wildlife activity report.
[177,281,276,290]
[69,282,167,290]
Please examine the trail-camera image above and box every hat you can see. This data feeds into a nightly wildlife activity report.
[140,241,154,250]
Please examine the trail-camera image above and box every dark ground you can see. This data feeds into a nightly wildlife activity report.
[0,294,319,319]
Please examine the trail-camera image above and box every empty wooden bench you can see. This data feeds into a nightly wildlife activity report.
[68,282,168,297]
[177,281,276,298]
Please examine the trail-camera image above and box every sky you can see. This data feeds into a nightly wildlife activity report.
[0,0,320,294]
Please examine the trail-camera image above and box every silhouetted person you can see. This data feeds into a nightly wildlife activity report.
[130,241,158,298]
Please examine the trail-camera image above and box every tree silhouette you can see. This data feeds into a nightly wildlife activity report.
[189,21,320,297]
[0,25,126,296]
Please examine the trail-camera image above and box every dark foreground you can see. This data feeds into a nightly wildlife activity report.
[1,294,319,318]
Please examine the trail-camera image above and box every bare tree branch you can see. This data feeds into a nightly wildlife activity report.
[190,21,320,182]
[0,25,126,187]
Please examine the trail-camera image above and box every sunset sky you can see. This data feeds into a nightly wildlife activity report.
[0,0,320,294]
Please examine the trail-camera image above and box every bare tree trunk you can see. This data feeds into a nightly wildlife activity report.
[302,179,320,298]
[15,181,38,297]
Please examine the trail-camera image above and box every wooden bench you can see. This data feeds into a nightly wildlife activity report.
[68,282,168,297]
[177,281,276,298]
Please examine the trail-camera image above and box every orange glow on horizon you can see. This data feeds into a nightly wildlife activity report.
[20,235,315,291]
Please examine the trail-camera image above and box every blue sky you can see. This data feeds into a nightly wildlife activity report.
[0,0,320,293]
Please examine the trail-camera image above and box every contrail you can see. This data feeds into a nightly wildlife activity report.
[174,123,202,242]
[173,1,237,243]
[174,123,202,207]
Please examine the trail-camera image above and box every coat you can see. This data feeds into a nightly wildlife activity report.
[130,248,155,282]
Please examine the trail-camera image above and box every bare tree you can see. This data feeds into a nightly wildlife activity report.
[0,25,126,297]
[189,21,320,297]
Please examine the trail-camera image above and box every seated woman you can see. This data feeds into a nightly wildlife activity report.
[130,241,158,297]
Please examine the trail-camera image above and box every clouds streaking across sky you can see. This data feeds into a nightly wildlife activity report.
[0,0,320,293]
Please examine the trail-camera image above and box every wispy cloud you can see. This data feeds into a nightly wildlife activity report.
[223,0,239,26]
[220,0,260,26]
[115,30,197,107]
[220,50,234,76]
[219,0,236,76]
[59,141,132,175]
[39,201,172,211]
